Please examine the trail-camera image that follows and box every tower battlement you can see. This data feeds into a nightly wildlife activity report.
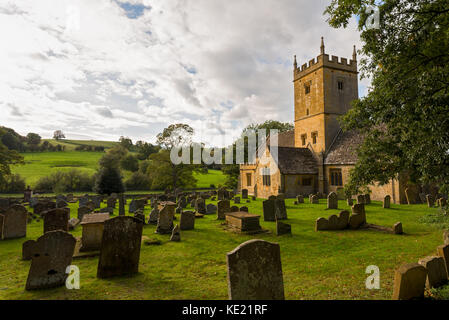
[293,37,358,82]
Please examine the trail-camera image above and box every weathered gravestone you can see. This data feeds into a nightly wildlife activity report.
[195,198,206,215]
[383,195,391,209]
[393,222,403,235]
[44,208,70,233]
[97,216,143,278]
[239,206,249,213]
[77,206,91,221]
[148,208,159,225]
[180,211,195,230]
[418,256,448,289]
[437,244,449,278]
[79,197,88,207]
[56,199,68,208]
[311,195,319,204]
[1,204,27,240]
[426,194,434,208]
[230,206,239,213]
[315,211,350,231]
[34,201,56,216]
[25,231,76,290]
[275,199,287,220]
[80,213,110,252]
[296,195,304,204]
[118,194,125,216]
[226,212,261,233]
[392,263,427,300]
[156,205,175,234]
[276,221,291,236]
[349,204,366,229]
[263,199,276,222]
[217,200,230,220]
[242,189,248,199]
[227,239,284,300]
[107,197,116,209]
[206,204,217,215]
[327,192,338,210]
[22,240,36,260]
[170,224,181,242]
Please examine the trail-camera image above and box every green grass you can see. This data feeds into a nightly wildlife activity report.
[9,150,226,190]
[0,198,447,300]
[43,139,119,151]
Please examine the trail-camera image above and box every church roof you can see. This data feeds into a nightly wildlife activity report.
[275,147,318,175]
[324,129,363,165]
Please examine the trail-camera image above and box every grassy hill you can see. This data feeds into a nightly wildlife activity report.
[10,145,227,190]
[43,139,119,151]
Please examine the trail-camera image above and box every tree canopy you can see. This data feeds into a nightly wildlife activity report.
[0,128,24,188]
[325,0,449,193]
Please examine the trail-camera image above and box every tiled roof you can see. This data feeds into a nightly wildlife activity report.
[324,130,364,165]
[81,213,110,225]
[275,147,318,175]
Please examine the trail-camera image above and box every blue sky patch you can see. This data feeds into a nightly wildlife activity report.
[116,1,150,19]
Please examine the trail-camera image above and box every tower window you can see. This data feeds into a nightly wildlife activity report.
[305,85,311,95]
[330,169,343,186]
[338,81,344,91]
[301,134,307,146]
[311,132,318,144]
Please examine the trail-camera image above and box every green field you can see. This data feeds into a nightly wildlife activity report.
[0,198,448,300]
[10,150,227,191]
[44,139,119,151]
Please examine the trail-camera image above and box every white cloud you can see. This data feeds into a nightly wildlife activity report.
[0,0,367,147]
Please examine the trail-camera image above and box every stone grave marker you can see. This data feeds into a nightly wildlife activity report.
[383,195,391,209]
[327,192,338,210]
[418,256,448,289]
[392,263,427,300]
[44,208,70,233]
[180,211,195,230]
[217,200,230,220]
[1,204,27,239]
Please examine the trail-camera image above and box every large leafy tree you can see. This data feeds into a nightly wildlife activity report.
[0,128,24,187]
[325,0,449,193]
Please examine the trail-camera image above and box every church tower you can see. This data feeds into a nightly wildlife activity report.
[293,38,358,153]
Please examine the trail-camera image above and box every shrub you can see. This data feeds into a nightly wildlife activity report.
[125,172,152,191]
[0,174,26,193]
[34,170,95,193]
[120,154,139,172]
[94,166,125,195]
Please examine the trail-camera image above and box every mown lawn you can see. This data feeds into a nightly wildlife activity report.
[0,198,447,300]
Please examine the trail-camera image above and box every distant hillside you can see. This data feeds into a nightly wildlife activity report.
[43,139,119,151]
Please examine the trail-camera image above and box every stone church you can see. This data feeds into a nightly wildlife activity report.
[239,38,409,204]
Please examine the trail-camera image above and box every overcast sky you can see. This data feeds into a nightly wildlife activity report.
[0,0,367,147]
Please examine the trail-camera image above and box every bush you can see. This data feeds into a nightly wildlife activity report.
[120,154,139,172]
[34,170,95,193]
[0,174,26,193]
[125,172,152,191]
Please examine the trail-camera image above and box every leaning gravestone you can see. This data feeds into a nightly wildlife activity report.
[25,231,76,290]
[327,192,338,210]
[170,224,181,242]
[1,204,27,239]
[227,239,284,300]
[148,208,159,225]
[392,263,427,300]
[44,208,70,233]
[418,256,448,289]
[97,216,143,279]
[217,200,231,220]
[263,199,276,222]
[156,205,175,234]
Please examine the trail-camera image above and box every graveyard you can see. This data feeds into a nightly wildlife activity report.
[0,193,448,300]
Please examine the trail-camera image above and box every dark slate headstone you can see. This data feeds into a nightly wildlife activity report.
[206,204,217,215]
[2,204,27,239]
[180,211,195,230]
[263,199,276,222]
[227,239,284,300]
[44,208,70,233]
[217,200,230,220]
[97,216,143,278]
[77,205,91,221]
[242,189,248,199]
[25,231,76,290]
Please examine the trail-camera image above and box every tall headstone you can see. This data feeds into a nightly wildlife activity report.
[217,200,230,220]
[327,192,338,210]
[25,231,76,290]
[156,205,175,234]
[227,239,284,300]
[97,216,143,278]
[263,199,276,222]
[180,211,195,230]
[118,194,125,216]
[1,204,27,239]
[275,199,287,220]
[383,195,391,209]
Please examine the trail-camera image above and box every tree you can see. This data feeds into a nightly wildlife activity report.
[94,166,125,195]
[0,128,24,188]
[324,0,449,193]
[26,133,41,146]
[147,150,197,190]
[120,154,139,172]
[53,130,65,140]
[119,136,133,150]
[135,141,160,160]
[98,146,128,169]
[156,124,194,150]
